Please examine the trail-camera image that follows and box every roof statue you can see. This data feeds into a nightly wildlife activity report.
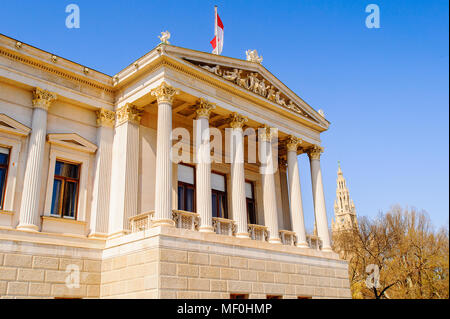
[158,31,171,44]
[246,49,263,64]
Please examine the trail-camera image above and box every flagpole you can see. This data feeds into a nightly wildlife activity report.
[214,5,218,54]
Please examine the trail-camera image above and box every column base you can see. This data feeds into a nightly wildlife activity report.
[321,246,333,253]
[88,232,109,239]
[108,230,131,239]
[235,232,250,239]
[16,224,39,232]
[296,241,309,248]
[268,237,282,244]
[152,219,175,228]
[199,226,214,233]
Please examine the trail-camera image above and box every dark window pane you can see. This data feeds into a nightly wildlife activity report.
[178,185,184,211]
[212,193,218,217]
[186,187,194,212]
[0,168,7,208]
[0,153,9,166]
[55,161,79,179]
[247,201,256,224]
[51,179,62,216]
[219,194,226,218]
[62,181,77,218]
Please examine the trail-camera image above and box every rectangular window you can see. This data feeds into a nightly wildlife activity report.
[0,146,10,210]
[266,295,282,299]
[50,160,80,219]
[178,164,195,212]
[297,296,312,299]
[230,294,248,299]
[211,172,227,219]
[245,181,257,224]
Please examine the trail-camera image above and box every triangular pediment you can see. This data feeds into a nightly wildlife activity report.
[47,133,97,153]
[161,46,329,128]
[0,113,31,137]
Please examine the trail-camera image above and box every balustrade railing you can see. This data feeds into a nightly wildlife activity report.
[248,224,268,241]
[279,230,297,246]
[172,210,199,231]
[212,217,236,236]
[129,211,154,232]
[306,234,322,250]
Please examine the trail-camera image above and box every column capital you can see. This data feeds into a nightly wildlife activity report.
[116,103,143,126]
[195,98,216,119]
[286,135,302,152]
[259,124,277,142]
[96,108,115,128]
[32,87,57,111]
[229,112,248,129]
[151,81,179,104]
[308,145,324,160]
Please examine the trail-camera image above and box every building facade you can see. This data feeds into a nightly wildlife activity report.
[0,34,351,299]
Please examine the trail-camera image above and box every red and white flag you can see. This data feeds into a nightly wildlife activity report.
[210,6,224,55]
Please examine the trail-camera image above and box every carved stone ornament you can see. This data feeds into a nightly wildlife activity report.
[286,136,302,152]
[195,98,216,119]
[246,49,263,64]
[151,82,179,104]
[308,145,324,160]
[191,60,311,119]
[96,108,116,127]
[259,124,276,142]
[229,112,248,129]
[32,87,57,111]
[116,103,143,126]
[158,31,171,44]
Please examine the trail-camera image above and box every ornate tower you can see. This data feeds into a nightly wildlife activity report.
[332,162,358,233]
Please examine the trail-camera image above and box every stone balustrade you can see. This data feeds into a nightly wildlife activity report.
[306,234,322,250]
[212,217,236,236]
[248,224,268,241]
[172,210,199,231]
[279,230,297,246]
[129,211,154,232]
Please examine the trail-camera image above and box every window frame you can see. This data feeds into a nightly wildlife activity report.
[50,159,81,219]
[211,171,228,219]
[0,146,11,210]
[245,180,257,224]
[177,163,196,212]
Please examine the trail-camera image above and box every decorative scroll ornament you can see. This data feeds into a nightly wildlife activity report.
[116,103,143,126]
[308,145,324,160]
[246,50,263,64]
[151,82,179,104]
[158,31,171,44]
[229,112,248,129]
[259,124,276,142]
[32,87,57,111]
[286,135,302,152]
[195,98,216,119]
[96,108,116,127]
[194,61,311,119]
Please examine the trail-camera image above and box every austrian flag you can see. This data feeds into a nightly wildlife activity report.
[210,6,224,55]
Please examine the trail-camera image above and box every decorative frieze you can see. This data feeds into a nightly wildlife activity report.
[32,87,57,111]
[308,145,324,160]
[116,104,143,126]
[229,112,248,129]
[96,108,115,127]
[195,98,216,119]
[151,82,179,104]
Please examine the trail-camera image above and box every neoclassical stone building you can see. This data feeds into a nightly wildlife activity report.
[0,33,351,299]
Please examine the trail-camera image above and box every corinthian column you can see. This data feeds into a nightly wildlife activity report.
[17,88,56,231]
[89,109,115,238]
[229,113,249,238]
[151,82,179,227]
[308,145,332,252]
[194,98,215,232]
[259,125,281,243]
[108,104,143,236]
[286,136,308,248]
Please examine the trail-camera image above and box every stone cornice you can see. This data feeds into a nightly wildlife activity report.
[116,104,143,126]
[32,87,57,111]
[96,108,115,128]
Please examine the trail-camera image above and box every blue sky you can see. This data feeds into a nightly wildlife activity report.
[1,0,448,229]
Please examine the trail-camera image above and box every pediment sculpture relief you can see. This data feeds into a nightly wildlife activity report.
[186,60,311,119]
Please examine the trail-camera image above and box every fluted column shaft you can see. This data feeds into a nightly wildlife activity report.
[286,137,308,247]
[18,88,56,231]
[259,126,281,243]
[89,109,115,237]
[309,146,332,252]
[195,99,215,232]
[152,82,179,226]
[230,113,249,238]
